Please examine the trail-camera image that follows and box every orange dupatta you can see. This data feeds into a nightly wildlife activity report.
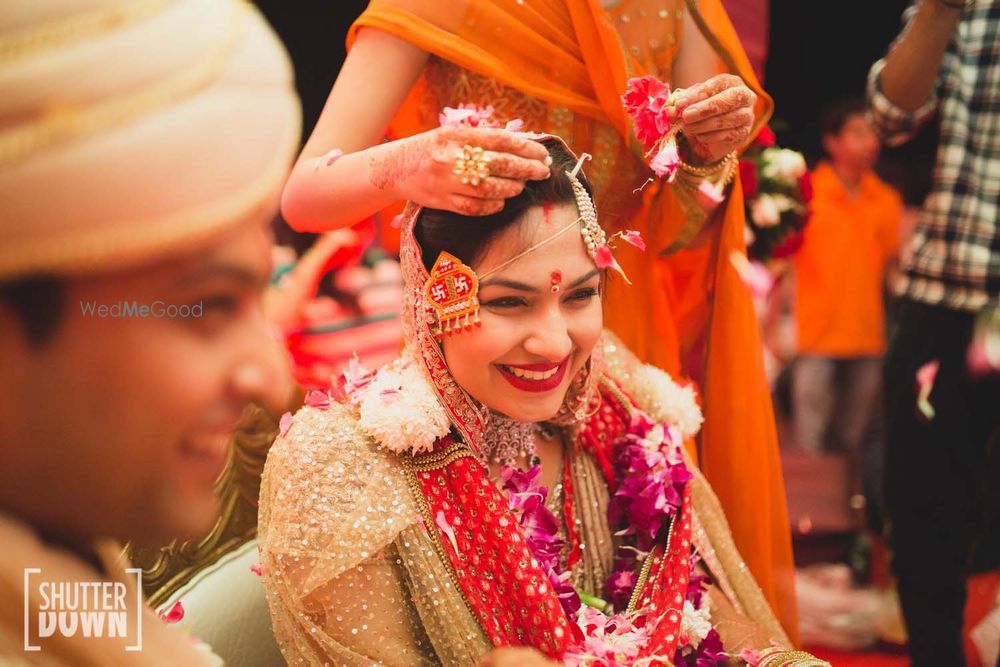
[348,0,799,643]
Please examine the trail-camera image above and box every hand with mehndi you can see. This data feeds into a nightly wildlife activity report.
[369,125,552,217]
[475,647,562,667]
[674,73,758,164]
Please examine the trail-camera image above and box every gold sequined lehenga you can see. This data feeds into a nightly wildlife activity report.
[258,195,823,666]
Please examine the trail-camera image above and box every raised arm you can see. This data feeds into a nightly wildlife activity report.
[670,3,757,165]
[281,28,550,232]
[876,0,963,111]
[866,1,963,145]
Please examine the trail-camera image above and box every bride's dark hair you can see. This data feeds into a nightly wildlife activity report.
[415,138,594,271]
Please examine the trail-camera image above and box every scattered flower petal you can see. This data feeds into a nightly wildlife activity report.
[621,230,647,252]
[313,148,343,171]
[435,511,460,554]
[438,104,500,129]
[696,180,725,209]
[504,118,525,132]
[729,250,775,298]
[250,563,264,576]
[278,411,293,438]
[324,149,343,166]
[304,389,330,410]
[916,360,940,421]
[594,245,632,285]
[159,601,184,624]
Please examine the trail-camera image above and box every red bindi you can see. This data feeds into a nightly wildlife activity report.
[550,270,562,293]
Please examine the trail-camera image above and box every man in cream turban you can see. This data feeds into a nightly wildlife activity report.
[0,0,299,662]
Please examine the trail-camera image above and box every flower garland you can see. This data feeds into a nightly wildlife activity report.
[501,409,730,666]
[740,127,813,262]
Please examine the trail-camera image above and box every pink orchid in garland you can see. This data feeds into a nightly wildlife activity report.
[622,75,682,181]
[609,412,692,553]
[564,607,654,666]
[500,410,732,666]
[501,466,581,617]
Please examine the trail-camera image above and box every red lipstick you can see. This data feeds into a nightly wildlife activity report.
[495,357,570,393]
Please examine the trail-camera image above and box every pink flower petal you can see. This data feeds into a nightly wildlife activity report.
[278,411,293,437]
[739,648,762,666]
[729,250,774,298]
[916,360,940,420]
[594,245,615,270]
[304,389,330,410]
[159,601,184,624]
[594,245,632,285]
[438,106,476,128]
[504,118,525,132]
[435,511,460,554]
[649,138,679,182]
[380,388,401,404]
[916,360,940,389]
[622,230,646,252]
[696,180,726,208]
[323,149,343,166]
[389,213,404,229]
[250,563,264,576]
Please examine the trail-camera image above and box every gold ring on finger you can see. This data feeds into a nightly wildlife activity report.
[453,144,491,186]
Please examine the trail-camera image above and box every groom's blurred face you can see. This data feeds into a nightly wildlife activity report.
[0,221,289,549]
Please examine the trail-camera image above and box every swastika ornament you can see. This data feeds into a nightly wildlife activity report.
[425,251,481,339]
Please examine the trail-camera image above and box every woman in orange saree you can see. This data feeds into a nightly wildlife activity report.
[280,0,797,640]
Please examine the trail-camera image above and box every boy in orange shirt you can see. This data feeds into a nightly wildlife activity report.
[792,98,902,519]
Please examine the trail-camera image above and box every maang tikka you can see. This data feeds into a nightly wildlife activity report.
[422,152,637,340]
[424,251,481,339]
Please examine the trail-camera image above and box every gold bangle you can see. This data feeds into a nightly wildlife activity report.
[676,152,738,191]
[678,150,737,178]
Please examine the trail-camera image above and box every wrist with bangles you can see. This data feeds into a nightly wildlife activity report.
[673,135,738,199]
[676,134,737,180]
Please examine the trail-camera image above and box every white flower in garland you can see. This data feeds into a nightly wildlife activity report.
[355,356,451,455]
[637,365,704,440]
[680,597,713,645]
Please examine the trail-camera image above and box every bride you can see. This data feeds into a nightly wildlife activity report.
[258,135,823,667]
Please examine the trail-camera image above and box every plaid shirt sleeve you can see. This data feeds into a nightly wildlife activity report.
[866,58,939,147]
[865,3,940,146]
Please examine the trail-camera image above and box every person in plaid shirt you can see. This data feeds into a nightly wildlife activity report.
[866,1,999,665]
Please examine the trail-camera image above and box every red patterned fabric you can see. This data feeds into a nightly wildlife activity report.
[411,448,574,657]
[635,488,694,659]
[409,380,702,659]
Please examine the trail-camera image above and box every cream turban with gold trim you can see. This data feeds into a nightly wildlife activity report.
[0,0,301,279]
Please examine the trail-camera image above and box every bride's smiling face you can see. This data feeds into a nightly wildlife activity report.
[442,202,603,423]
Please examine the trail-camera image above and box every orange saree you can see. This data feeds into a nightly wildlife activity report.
[348,0,798,642]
